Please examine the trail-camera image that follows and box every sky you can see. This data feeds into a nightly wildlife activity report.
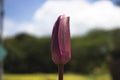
[3,0,120,38]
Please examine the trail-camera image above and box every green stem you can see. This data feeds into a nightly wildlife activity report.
[58,64,64,80]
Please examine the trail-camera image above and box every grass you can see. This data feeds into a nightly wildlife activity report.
[3,73,111,80]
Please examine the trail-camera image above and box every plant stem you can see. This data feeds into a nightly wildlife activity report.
[58,64,64,80]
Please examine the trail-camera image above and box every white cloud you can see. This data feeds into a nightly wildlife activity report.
[3,18,16,37]
[33,0,120,36]
[4,0,120,37]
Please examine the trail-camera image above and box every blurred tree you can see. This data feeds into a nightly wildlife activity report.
[108,29,120,80]
[3,29,120,74]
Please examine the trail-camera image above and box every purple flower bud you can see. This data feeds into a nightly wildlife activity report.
[51,15,71,64]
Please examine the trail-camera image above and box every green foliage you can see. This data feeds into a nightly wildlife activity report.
[4,33,55,73]
[4,29,120,74]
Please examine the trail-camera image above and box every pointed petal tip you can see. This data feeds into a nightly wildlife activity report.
[60,14,69,19]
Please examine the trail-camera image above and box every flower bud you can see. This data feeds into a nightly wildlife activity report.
[51,15,71,64]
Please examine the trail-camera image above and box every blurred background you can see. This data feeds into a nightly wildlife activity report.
[2,0,120,80]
